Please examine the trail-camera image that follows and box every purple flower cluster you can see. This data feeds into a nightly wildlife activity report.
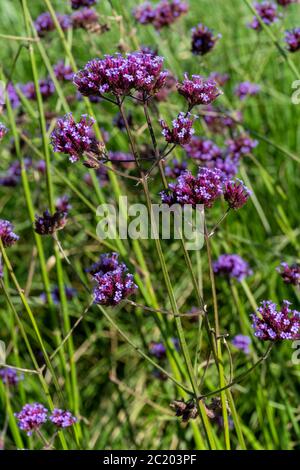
[234,81,260,100]
[165,159,188,178]
[15,403,48,436]
[49,409,77,428]
[34,12,71,37]
[276,0,296,5]
[191,24,221,56]
[213,254,253,281]
[34,210,67,235]
[109,151,135,170]
[133,0,188,30]
[149,338,180,359]
[249,2,279,31]
[232,335,251,354]
[7,83,20,109]
[41,286,77,305]
[56,195,72,213]
[71,7,99,29]
[277,262,300,286]
[251,300,300,340]
[285,28,300,53]
[0,367,23,387]
[0,122,8,141]
[160,113,195,145]
[71,0,97,9]
[0,159,32,187]
[223,179,251,209]
[54,61,74,81]
[0,219,19,247]
[74,52,168,99]
[20,79,55,101]
[226,134,258,159]
[92,253,137,306]
[51,113,99,163]
[161,167,223,208]
[203,105,242,134]
[177,74,221,108]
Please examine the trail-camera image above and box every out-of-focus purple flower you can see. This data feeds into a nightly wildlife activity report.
[0,158,32,187]
[226,134,258,159]
[113,111,133,132]
[0,220,19,247]
[71,7,99,29]
[74,53,168,99]
[285,28,300,53]
[93,266,137,306]
[248,2,280,31]
[71,0,97,9]
[165,159,188,178]
[86,252,121,276]
[34,12,71,37]
[160,112,195,145]
[184,137,222,162]
[54,61,74,81]
[223,179,251,209]
[41,286,77,305]
[0,367,23,386]
[84,165,108,187]
[177,74,221,108]
[276,0,296,6]
[34,210,67,235]
[133,1,188,30]
[209,72,230,87]
[234,81,260,100]
[232,335,251,354]
[191,23,221,55]
[0,122,8,141]
[51,113,99,163]
[154,73,177,102]
[15,403,48,436]
[35,160,47,174]
[161,167,223,208]
[251,300,300,340]
[7,83,20,109]
[277,262,300,286]
[108,151,135,170]
[213,254,253,282]
[55,195,72,213]
[19,79,55,101]
[149,338,180,359]
[203,105,242,134]
[49,409,77,428]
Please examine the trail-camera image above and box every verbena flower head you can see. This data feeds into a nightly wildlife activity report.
[0,159,32,187]
[0,122,8,141]
[71,7,99,29]
[54,61,74,81]
[223,179,251,209]
[251,300,300,340]
[20,79,55,101]
[74,52,168,99]
[161,167,223,208]
[213,254,253,281]
[49,409,77,428]
[7,83,20,109]
[15,403,48,436]
[133,0,188,30]
[155,74,177,102]
[226,134,258,159]
[184,137,222,162]
[56,195,72,213]
[191,24,221,56]
[234,81,260,100]
[160,112,195,145]
[165,159,188,179]
[34,12,71,37]
[149,338,179,359]
[0,219,19,247]
[71,0,97,9]
[285,28,300,53]
[34,210,67,235]
[276,0,297,5]
[177,74,221,108]
[203,105,242,134]
[0,367,23,387]
[93,266,137,306]
[51,113,99,163]
[86,252,121,276]
[277,262,300,286]
[232,335,251,354]
[249,2,279,31]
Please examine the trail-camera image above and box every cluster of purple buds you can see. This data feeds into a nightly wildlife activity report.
[74,52,168,99]
[91,252,137,306]
[19,79,55,101]
[161,167,223,208]
[51,113,100,163]
[34,12,71,37]
[276,0,297,5]
[234,81,260,100]
[177,74,222,108]
[160,112,195,145]
[184,137,222,162]
[223,179,251,209]
[277,262,300,286]
[0,219,19,247]
[213,254,253,282]
[231,335,251,354]
[0,158,32,187]
[248,2,280,31]
[133,0,188,30]
[149,338,180,359]
[71,0,97,9]
[0,367,23,387]
[71,7,99,29]
[285,28,300,53]
[15,404,76,435]
[203,105,242,134]
[226,134,258,159]
[251,300,300,340]
[54,61,74,81]
[0,122,8,141]
[49,409,77,428]
[34,210,67,235]
[191,23,221,56]
[164,159,188,179]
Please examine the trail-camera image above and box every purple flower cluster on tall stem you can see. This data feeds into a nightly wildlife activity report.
[165,159,188,178]
[34,210,67,235]
[177,74,221,108]
[160,113,195,145]
[251,300,300,340]
[276,0,296,5]
[19,79,55,101]
[6,83,20,109]
[0,159,32,187]
[232,335,251,354]
[133,0,188,30]
[223,179,251,209]
[213,254,253,282]
[191,24,221,56]
[0,368,23,387]
[71,7,99,29]
[226,134,258,159]
[0,220,19,247]
[71,0,97,9]
[277,262,300,286]
[49,409,77,428]
[234,81,260,100]
[34,12,71,37]
[248,2,280,31]
[15,403,48,436]
[54,61,74,81]
[285,28,300,53]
